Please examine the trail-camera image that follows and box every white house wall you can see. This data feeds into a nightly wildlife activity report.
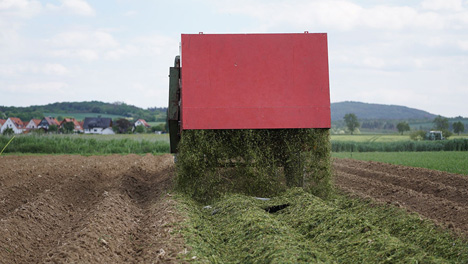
[2,119,24,134]
[26,120,38,129]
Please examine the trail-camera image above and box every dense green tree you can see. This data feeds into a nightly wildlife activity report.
[91,106,101,113]
[63,122,75,134]
[134,125,145,134]
[410,130,426,141]
[115,118,131,134]
[48,124,58,133]
[151,123,166,133]
[441,129,452,139]
[396,122,410,135]
[2,128,14,136]
[453,121,465,135]
[344,113,360,135]
[433,115,449,130]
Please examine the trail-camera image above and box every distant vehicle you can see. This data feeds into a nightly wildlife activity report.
[425,131,444,140]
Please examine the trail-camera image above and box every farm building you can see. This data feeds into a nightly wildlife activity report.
[60,118,84,133]
[134,119,150,128]
[26,119,41,130]
[38,117,60,130]
[83,117,114,134]
[1,117,26,134]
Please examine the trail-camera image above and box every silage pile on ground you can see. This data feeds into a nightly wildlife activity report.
[177,188,468,263]
[175,129,332,202]
[173,129,468,262]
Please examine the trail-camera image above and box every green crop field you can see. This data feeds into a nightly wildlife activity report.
[331,134,411,142]
[63,133,169,142]
[147,121,165,127]
[331,134,468,143]
[333,151,468,175]
[0,134,169,155]
[176,188,468,263]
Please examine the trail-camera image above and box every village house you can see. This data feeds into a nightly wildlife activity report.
[26,119,41,130]
[60,118,84,133]
[82,117,114,134]
[0,119,6,130]
[1,117,26,134]
[38,117,60,130]
[134,119,150,128]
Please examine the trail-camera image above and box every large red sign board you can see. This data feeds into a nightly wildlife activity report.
[181,33,330,130]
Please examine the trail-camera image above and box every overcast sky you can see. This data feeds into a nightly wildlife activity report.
[1,0,467,117]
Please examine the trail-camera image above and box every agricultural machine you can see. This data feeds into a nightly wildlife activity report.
[168,33,332,201]
[426,131,445,140]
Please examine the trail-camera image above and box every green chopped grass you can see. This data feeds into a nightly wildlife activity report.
[175,129,332,203]
[176,188,468,263]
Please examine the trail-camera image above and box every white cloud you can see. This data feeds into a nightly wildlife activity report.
[49,30,119,48]
[4,82,68,94]
[43,63,69,75]
[212,0,465,31]
[47,30,121,61]
[124,10,137,17]
[46,0,95,16]
[52,49,99,61]
[458,40,468,50]
[0,63,69,76]
[104,46,137,60]
[132,35,179,56]
[0,0,42,18]
[421,0,463,11]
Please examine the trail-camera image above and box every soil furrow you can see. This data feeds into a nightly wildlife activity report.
[334,163,468,235]
[0,154,185,264]
[336,158,468,190]
[333,161,468,206]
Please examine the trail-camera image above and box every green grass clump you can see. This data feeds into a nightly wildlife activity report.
[175,129,332,203]
[177,188,468,263]
[333,151,468,175]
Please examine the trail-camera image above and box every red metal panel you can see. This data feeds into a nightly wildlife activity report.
[181,33,330,130]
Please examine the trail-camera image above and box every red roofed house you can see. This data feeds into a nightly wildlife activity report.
[60,118,84,133]
[26,119,41,130]
[0,119,6,129]
[134,119,150,128]
[38,116,60,130]
[1,117,26,134]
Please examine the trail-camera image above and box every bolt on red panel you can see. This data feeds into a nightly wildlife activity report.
[181,33,331,130]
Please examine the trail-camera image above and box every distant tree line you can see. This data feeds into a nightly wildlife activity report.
[0,101,167,122]
[341,113,465,137]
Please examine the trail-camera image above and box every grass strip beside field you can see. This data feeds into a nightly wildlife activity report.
[177,188,468,263]
[0,135,169,155]
[331,139,468,152]
[333,152,468,175]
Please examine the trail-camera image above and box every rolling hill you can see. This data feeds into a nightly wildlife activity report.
[331,101,437,121]
[0,101,167,122]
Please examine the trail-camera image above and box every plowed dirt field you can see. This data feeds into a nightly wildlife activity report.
[1,155,467,263]
[334,158,468,236]
[0,154,185,264]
